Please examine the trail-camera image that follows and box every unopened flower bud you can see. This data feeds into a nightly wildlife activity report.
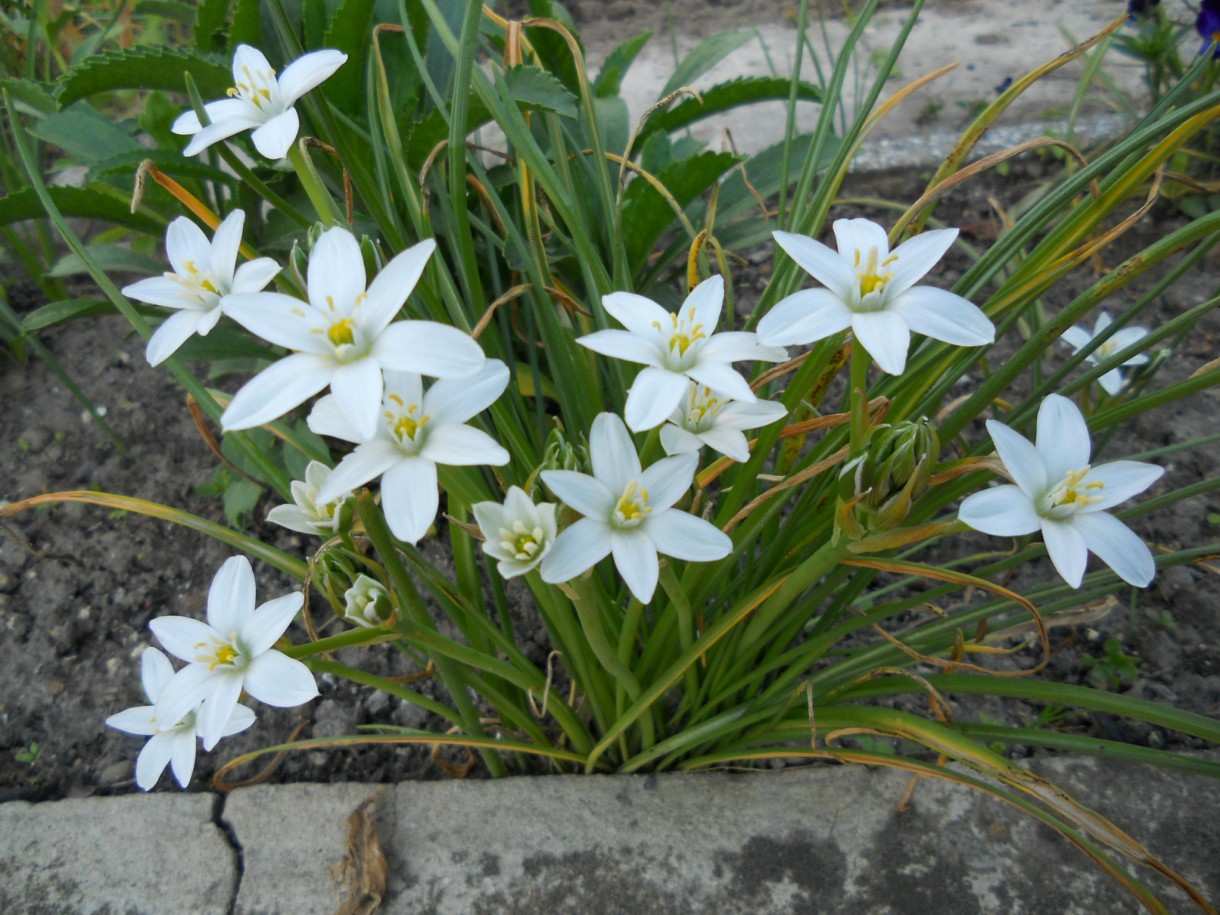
[543,424,590,475]
[838,418,940,535]
[343,574,396,629]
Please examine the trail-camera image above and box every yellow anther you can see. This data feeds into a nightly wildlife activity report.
[856,247,894,297]
[394,411,429,441]
[212,644,239,669]
[614,481,651,526]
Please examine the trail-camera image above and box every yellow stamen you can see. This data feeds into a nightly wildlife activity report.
[328,318,356,347]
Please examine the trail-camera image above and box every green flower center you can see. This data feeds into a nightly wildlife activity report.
[500,520,546,561]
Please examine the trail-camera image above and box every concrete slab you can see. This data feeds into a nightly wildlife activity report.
[0,793,234,914]
[221,758,1219,914]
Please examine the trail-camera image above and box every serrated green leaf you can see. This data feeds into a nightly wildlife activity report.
[592,95,629,158]
[195,0,229,53]
[621,150,740,271]
[0,186,163,235]
[322,0,377,116]
[662,29,755,98]
[135,1,198,24]
[50,245,164,278]
[641,76,823,141]
[228,0,263,49]
[504,65,577,119]
[0,78,58,115]
[593,31,652,97]
[57,47,232,107]
[302,0,327,50]
[26,106,140,164]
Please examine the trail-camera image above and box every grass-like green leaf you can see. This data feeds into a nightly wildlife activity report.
[49,245,164,278]
[0,186,162,235]
[0,78,58,115]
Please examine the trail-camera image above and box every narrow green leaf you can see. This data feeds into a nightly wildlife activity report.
[22,297,111,332]
[49,245,164,278]
[662,29,755,97]
[58,47,233,107]
[25,106,140,164]
[0,78,58,115]
[321,0,378,115]
[593,31,652,97]
[0,186,163,235]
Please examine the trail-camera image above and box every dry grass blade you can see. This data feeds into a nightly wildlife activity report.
[331,791,389,915]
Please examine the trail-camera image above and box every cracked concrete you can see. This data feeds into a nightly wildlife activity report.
[3,759,1218,913]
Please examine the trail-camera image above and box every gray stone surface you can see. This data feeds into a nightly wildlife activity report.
[0,793,233,914]
[220,759,1219,914]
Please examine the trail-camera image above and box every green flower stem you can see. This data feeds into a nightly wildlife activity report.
[356,492,507,777]
[286,142,343,227]
[737,539,850,653]
[658,561,700,712]
[849,341,871,455]
[305,658,460,725]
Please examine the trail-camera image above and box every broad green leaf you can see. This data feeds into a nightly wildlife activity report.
[593,31,652,97]
[22,298,112,332]
[57,47,233,107]
[621,150,740,270]
[88,149,231,185]
[135,1,198,24]
[661,29,755,98]
[228,0,264,49]
[173,323,280,362]
[50,245,164,278]
[0,186,162,235]
[322,0,378,115]
[0,78,58,115]
[26,106,140,164]
[194,0,229,52]
[641,76,824,140]
[504,65,578,119]
[303,0,328,50]
[592,94,630,158]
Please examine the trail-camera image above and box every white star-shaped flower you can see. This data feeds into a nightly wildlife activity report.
[540,413,732,603]
[266,460,353,536]
[121,210,279,365]
[151,556,318,751]
[310,361,511,545]
[577,275,787,431]
[1061,311,1150,395]
[959,394,1164,588]
[172,44,347,159]
[105,647,255,790]
[659,382,788,463]
[757,219,994,375]
[472,486,558,579]
[220,227,485,439]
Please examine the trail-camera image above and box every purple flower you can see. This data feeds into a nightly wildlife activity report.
[1197,0,1220,57]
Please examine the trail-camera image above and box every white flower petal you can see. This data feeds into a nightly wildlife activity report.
[221,351,334,431]
[232,44,274,81]
[1073,511,1157,587]
[219,703,257,738]
[277,49,348,105]
[756,288,853,347]
[146,310,206,366]
[660,423,701,456]
[197,673,245,751]
[240,592,304,657]
[541,470,614,519]
[381,457,439,544]
[140,648,176,702]
[986,419,1048,497]
[135,732,176,791]
[851,310,911,375]
[106,706,158,737]
[209,210,245,282]
[696,425,751,462]
[589,413,641,495]
[1081,460,1164,511]
[611,530,660,603]
[308,227,366,316]
[684,362,755,403]
[330,357,383,442]
[1061,325,1091,351]
[167,729,198,789]
[122,276,196,310]
[639,452,698,511]
[577,329,663,367]
[223,291,328,352]
[698,331,786,364]
[207,555,256,635]
[625,367,692,431]
[833,218,891,262]
[423,359,509,424]
[307,394,363,443]
[885,227,957,298]
[888,286,994,347]
[250,108,300,160]
[772,230,855,300]
[243,651,320,707]
[374,321,486,378]
[165,217,212,277]
[1041,518,1089,588]
[154,663,216,731]
[172,98,255,135]
[231,257,282,294]
[150,616,218,664]
[1098,369,1126,396]
[958,485,1041,536]
[683,275,724,333]
[316,440,402,503]
[362,238,435,333]
[1036,394,1092,481]
[266,504,324,535]
[601,291,670,336]
[540,518,612,583]
[716,399,788,431]
[420,424,509,466]
[182,116,261,157]
[645,510,731,562]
